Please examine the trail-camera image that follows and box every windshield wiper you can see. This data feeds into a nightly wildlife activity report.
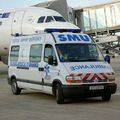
[67,58,80,62]
[64,58,99,62]
[82,59,97,61]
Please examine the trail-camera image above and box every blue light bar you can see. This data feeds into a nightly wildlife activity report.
[44,28,81,33]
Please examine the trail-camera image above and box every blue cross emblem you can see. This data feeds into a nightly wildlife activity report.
[44,64,49,76]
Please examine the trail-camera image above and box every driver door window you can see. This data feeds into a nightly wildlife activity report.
[44,44,57,65]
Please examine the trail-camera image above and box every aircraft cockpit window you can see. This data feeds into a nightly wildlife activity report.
[38,16,45,23]
[45,16,54,23]
[53,16,66,22]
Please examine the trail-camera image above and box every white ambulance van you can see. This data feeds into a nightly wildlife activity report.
[8,29,117,104]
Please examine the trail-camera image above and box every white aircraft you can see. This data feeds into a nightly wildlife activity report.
[0,7,80,63]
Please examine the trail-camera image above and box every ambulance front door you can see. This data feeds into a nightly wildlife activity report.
[42,44,59,93]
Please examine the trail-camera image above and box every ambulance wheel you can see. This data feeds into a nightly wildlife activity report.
[102,94,111,101]
[55,84,64,104]
[11,78,21,95]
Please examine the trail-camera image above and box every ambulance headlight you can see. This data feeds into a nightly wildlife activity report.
[66,75,82,83]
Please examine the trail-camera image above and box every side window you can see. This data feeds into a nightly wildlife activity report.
[45,16,54,23]
[10,46,20,61]
[30,44,42,62]
[38,16,45,23]
[44,44,57,64]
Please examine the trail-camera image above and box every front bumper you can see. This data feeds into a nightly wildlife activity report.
[62,83,117,98]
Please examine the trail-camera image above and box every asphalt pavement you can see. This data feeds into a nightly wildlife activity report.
[0,57,120,120]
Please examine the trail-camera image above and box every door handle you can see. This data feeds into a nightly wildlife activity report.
[38,67,44,71]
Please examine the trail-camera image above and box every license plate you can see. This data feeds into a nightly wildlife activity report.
[89,86,104,90]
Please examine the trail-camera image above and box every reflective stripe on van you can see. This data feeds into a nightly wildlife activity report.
[69,73,115,83]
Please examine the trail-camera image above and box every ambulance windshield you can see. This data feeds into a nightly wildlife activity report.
[56,44,104,62]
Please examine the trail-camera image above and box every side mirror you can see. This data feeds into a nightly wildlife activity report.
[104,55,110,63]
[48,56,57,66]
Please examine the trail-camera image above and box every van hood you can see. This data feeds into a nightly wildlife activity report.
[63,62,114,74]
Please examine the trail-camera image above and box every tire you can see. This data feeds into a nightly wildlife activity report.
[102,94,111,101]
[55,84,64,104]
[11,78,21,95]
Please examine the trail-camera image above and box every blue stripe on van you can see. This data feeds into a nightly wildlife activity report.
[10,61,38,68]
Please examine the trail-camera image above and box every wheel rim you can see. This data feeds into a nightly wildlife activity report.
[56,88,59,101]
[11,81,17,93]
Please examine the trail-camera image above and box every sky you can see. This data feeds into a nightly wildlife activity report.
[0,0,118,9]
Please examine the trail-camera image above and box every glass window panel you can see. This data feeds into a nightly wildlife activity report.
[96,8,106,29]
[114,4,120,25]
[53,16,66,22]
[45,16,54,23]
[10,46,19,61]
[83,10,90,31]
[105,6,112,27]
[38,16,45,23]
[111,5,116,26]
[44,44,56,63]
[56,44,104,62]
[30,44,42,62]
[89,9,97,29]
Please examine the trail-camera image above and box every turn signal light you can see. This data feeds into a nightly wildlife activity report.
[108,73,115,81]
[66,75,82,83]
